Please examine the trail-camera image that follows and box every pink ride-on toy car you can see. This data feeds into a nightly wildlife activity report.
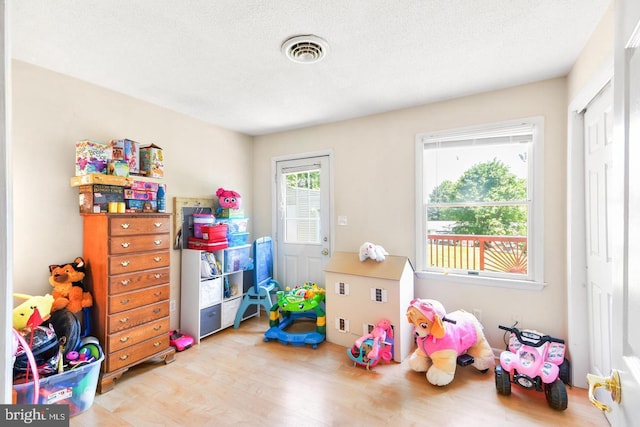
[495,325,570,411]
[169,330,194,352]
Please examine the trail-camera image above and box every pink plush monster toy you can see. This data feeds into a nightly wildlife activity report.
[216,188,241,209]
[354,318,394,361]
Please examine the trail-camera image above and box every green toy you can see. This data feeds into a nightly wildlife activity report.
[265,282,326,349]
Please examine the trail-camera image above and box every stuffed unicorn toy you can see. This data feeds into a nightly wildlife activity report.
[359,242,388,262]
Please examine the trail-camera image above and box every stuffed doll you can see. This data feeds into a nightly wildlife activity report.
[49,257,93,314]
[216,187,241,209]
[406,298,494,386]
[359,241,388,262]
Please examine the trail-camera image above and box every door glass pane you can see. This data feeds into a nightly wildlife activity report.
[284,169,321,244]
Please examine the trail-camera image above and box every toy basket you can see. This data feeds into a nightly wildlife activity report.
[12,327,103,416]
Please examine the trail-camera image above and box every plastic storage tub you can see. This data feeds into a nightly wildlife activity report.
[224,245,252,272]
[228,232,249,247]
[13,355,104,417]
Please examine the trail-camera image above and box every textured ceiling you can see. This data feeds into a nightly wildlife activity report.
[10,1,611,136]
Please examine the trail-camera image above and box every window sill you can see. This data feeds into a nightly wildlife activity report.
[415,270,546,291]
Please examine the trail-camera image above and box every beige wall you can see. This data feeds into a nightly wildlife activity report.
[567,0,615,101]
[11,60,253,330]
[254,79,568,349]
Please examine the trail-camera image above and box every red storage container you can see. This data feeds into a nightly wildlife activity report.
[201,224,228,242]
[188,237,228,251]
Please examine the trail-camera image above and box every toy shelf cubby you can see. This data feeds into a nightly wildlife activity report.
[180,245,257,343]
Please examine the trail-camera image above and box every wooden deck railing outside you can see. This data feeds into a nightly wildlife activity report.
[427,234,528,273]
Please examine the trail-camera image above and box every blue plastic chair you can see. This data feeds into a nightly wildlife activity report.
[234,236,281,328]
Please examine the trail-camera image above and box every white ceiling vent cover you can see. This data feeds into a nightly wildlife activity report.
[282,35,329,64]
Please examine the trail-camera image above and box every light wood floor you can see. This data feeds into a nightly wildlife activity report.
[70,316,609,427]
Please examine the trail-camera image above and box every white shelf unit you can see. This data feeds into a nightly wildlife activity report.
[180,245,256,343]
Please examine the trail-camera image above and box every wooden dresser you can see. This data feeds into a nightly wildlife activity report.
[83,213,176,393]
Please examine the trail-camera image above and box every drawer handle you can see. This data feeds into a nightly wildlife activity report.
[153,308,161,314]
[154,291,162,297]
[120,260,130,267]
[121,242,131,248]
[119,317,130,324]
[154,239,162,245]
[153,325,162,331]
[120,223,130,229]
[119,354,130,361]
[154,222,162,228]
[154,274,162,279]
[119,336,130,343]
[153,341,161,347]
[153,257,162,262]
[120,279,131,286]
[120,298,130,305]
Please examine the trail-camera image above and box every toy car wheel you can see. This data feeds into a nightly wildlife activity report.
[545,379,568,411]
[558,358,571,385]
[495,365,511,396]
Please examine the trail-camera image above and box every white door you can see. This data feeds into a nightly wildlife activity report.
[275,155,331,288]
[584,83,614,386]
[586,1,640,423]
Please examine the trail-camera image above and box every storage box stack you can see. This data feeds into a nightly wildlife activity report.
[124,180,160,212]
[79,184,124,213]
[109,138,140,176]
[216,217,249,247]
[188,222,228,251]
[75,140,112,176]
[140,144,164,178]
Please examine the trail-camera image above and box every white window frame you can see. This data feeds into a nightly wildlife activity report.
[415,117,545,290]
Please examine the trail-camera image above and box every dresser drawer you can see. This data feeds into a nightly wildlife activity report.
[109,284,170,314]
[109,215,170,236]
[107,334,170,372]
[107,301,170,334]
[108,317,170,353]
[110,233,170,254]
[109,267,170,294]
[109,250,170,275]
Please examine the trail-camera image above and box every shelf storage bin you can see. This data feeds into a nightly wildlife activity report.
[228,232,249,247]
[224,245,251,272]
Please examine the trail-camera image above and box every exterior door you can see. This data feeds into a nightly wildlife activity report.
[586,0,640,423]
[275,154,331,288]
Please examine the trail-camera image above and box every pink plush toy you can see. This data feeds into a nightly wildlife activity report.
[354,318,393,360]
[406,298,494,386]
[216,188,241,209]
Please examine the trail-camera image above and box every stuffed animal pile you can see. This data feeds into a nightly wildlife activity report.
[406,298,494,386]
[359,241,388,262]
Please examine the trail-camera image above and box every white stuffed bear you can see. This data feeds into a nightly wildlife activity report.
[359,242,389,262]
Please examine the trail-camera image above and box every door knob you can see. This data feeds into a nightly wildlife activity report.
[322,249,329,256]
[587,370,621,412]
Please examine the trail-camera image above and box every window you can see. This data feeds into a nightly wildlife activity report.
[282,168,321,244]
[415,117,544,288]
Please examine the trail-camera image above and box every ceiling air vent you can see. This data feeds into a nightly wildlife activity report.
[282,35,329,64]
